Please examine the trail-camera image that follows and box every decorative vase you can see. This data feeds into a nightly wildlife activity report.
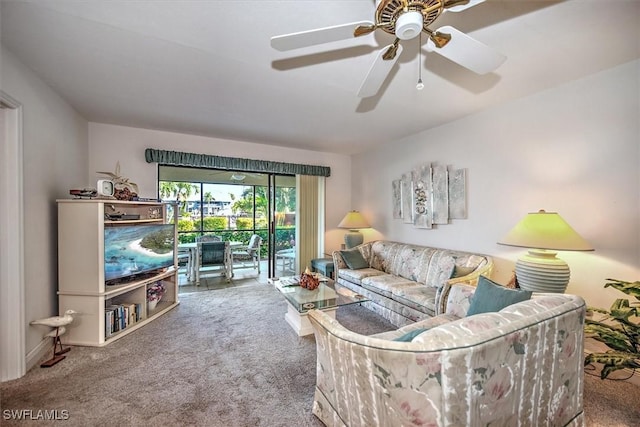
[147,299,159,311]
[300,268,320,290]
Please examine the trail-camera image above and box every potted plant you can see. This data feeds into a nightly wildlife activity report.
[584,278,640,379]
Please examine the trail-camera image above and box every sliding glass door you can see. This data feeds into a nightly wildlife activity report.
[158,166,296,278]
[267,174,297,278]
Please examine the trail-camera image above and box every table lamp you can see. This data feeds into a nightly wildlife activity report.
[338,210,370,249]
[498,210,593,293]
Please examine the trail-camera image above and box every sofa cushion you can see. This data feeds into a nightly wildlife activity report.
[340,249,369,270]
[423,253,456,288]
[467,276,532,316]
[369,241,402,272]
[371,313,459,341]
[361,274,417,298]
[392,285,439,316]
[390,246,435,282]
[338,268,384,285]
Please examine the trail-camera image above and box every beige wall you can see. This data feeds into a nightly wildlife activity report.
[87,123,352,254]
[350,60,640,310]
[1,47,88,353]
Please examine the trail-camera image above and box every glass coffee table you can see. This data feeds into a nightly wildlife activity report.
[269,275,368,336]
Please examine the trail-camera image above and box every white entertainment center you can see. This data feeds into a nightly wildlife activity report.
[57,199,179,346]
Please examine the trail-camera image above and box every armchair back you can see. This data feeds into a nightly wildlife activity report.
[309,293,586,427]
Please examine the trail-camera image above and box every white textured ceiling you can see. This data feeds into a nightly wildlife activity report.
[1,0,638,155]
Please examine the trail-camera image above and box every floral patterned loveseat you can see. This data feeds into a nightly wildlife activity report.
[333,240,493,327]
[308,287,586,427]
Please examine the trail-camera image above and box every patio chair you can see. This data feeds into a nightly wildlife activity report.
[197,235,221,242]
[196,240,231,283]
[232,234,262,274]
[276,248,296,275]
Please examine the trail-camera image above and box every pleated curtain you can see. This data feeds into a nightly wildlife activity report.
[295,175,325,274]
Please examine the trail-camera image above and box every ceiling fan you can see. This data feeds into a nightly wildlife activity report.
[271,0,506,98]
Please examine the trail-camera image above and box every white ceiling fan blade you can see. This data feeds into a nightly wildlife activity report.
[271,21,373,51]
[357,43,403,98]
[444,0,485,12]
[426,26,506,74]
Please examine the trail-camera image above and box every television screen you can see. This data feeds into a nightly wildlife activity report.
[104,224,175,283]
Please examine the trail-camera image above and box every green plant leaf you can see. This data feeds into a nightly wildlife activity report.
[605,279,640,301]
[609,298,638,322]
[585,351,640,379]
[585,279,640,378]
[584,322,635,353]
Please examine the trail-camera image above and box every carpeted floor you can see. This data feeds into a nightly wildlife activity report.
[2,281,639,426]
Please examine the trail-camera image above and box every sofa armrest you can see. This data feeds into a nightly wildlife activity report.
[331,250,348,275]
[437,283,476,317]
[436,258,493,315]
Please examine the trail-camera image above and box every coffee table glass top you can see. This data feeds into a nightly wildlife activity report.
[272,275,367,313]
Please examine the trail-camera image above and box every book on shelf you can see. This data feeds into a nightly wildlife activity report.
[105,302,142,337]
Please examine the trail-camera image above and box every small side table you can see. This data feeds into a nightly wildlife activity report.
[311,257,334,279]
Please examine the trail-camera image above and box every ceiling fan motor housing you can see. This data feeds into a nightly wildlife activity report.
[377,0,444,38]
[395,11,423,40]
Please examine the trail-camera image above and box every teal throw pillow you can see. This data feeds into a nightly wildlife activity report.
[393,328,428,342]
[466,276,532,316]
[340,250,368,270]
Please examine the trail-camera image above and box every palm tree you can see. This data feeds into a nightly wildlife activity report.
[159,181,199,214]
[204,192,215,215]
[159,181,178,200]
[175,183,199,214]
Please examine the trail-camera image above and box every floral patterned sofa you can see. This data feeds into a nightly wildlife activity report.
[308,285,586,427]
[333,240,493,327]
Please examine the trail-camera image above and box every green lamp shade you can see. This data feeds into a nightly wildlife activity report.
[498,210,593,293]
[338,211,369,249]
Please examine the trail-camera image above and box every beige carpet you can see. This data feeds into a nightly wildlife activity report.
[2,281,639,426]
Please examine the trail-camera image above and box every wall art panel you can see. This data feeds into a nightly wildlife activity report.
[392,179,402,219]
[401,173,413,224]
[412,164,433,229]
[431,164,449,225]
[449,168,467,219]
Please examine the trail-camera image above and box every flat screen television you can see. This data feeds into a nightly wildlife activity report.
[104,223,175,284]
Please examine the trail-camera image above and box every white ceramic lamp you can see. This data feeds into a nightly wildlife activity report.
[498,210,593,293]
[338,211,370,249]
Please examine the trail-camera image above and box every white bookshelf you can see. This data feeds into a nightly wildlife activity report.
[57,199,179,346]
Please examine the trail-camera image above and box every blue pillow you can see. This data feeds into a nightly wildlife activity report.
[393,328,428,342]
[466,276,532,316]
[340,250,368,270]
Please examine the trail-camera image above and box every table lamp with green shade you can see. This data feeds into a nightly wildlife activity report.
[498,210,593,293]
[338,210,370,249]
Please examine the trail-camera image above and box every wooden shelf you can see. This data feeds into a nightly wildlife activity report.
[104,218,165,225]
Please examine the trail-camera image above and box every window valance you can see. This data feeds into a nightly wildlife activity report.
[145,149,330,177]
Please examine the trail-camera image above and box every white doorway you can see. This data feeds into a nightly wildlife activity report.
[0,91,26,381]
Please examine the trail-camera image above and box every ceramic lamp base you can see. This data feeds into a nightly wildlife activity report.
[515,249,570,293]
[344,230,364,249]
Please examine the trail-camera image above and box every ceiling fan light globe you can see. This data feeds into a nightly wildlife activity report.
[395,11,423,40]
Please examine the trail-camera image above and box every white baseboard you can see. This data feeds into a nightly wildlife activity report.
[26,337,52,372]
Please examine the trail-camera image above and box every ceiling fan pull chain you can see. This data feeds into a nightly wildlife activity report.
[417,32,424,90]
